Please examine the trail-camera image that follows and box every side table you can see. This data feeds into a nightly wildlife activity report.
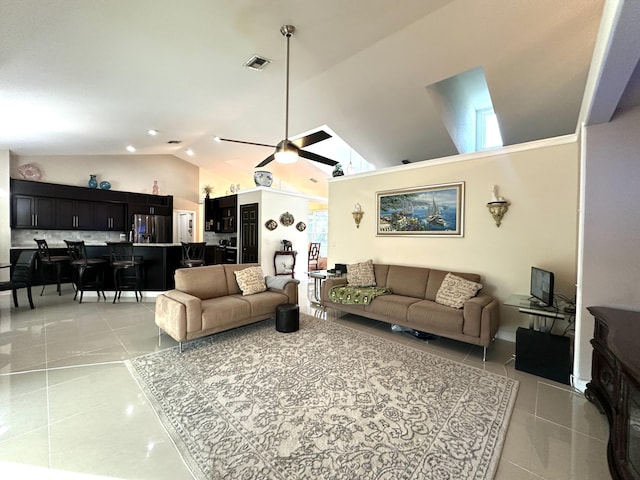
[308,269,345,305]
[274,250,297,277]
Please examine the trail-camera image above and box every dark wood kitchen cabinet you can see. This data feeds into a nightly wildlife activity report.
[10,179,173,232]
[11,195,56,229]
[128,192,173,216]
[93,202,126,231]
[205,195,237,233]
[56,199,94,230]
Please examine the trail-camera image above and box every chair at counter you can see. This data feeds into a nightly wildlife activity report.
[34,238,70,296]
[0,250,37,309]
[106,242,144,303]
[65,240,107,303]
[180,242,206,268]
[308,242,321,272]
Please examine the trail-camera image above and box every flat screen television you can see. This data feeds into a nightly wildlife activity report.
[530,267,554,307]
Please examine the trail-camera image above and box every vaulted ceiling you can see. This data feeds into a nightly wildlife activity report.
[0,0,611,197]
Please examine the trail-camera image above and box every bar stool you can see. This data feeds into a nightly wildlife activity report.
[180,242,206,267]
[34,238,70,296]
[64,240,107,303]
[106,242,144,303]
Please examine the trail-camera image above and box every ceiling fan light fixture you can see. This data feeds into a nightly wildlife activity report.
[275,150,298,164]
[275,140,298,164]
[274,147,297,165]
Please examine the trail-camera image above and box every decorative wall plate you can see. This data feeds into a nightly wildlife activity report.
[296,221,307,232]
[17,163,42,181]
[265,219,278,231]
[279,212,294,227]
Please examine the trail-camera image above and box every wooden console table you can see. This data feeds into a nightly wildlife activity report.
[586,306,640,480]
[273,250,297,277]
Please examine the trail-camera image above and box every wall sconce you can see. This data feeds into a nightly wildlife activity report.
[487,185,509,227]
[352,203,364,228]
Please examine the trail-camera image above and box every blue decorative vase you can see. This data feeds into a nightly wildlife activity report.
[99,181,111,190]
[88,174,98,188]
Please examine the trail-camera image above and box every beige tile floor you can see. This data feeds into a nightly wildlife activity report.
[0,281,612,479]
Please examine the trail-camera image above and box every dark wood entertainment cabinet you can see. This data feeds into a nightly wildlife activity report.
[586,306,640,480]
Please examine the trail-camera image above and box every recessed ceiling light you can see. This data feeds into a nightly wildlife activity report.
[126,145,136,152]
[185,149,194,156]
[148,129,159,136]
[213,136,221,143]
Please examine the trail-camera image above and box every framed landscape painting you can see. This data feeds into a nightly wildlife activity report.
[376,182,464,237]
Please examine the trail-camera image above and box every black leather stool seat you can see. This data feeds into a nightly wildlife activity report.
[34,238,71,296]
[276,304,299,333]
[107,242,144,303]
[65,240,107,303]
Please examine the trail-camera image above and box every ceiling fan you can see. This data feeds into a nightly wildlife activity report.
[215,25,338,169]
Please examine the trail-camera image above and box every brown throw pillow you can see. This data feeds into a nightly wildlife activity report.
[234,266,267,296]
[347,259,376,287]
[435,273,483,309]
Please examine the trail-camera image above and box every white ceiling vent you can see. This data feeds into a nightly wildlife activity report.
[244,55,272,71]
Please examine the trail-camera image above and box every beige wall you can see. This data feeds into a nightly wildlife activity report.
[0,150,10,278]
[238,188,310,277]
[327,137,580,340]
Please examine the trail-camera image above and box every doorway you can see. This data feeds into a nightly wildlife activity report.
[174,210,195,243]
[240,203,258,263]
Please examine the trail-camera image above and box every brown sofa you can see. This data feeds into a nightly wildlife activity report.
[321,264,499,360]
[155,263,298,351]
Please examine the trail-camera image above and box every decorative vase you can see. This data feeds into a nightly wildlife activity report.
[254,170,273,187]
[152,180,159,195]
[88,174,98,188]
[332,164,344,177]
[99,181,111,190]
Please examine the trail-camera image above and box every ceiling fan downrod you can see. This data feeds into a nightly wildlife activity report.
[280,25,295,145]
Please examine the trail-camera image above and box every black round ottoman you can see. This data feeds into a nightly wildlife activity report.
[276,304,299,333]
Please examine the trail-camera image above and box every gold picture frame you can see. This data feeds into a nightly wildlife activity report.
[376,182,464,237]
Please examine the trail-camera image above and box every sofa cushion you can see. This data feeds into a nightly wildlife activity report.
[364,294,421,320]
[174,265,227,300]
[234,291,290,317]
[347,259,376,287]
[201,296,252,332]
[372,264,390,287]
[234,266,267,295]
[407,300,464,334]
[435,273,483,309]
[385,265,430,299]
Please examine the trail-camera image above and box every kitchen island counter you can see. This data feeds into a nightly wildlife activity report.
[10,243,234,292]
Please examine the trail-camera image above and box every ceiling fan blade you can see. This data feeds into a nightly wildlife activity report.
[217,137,276,148]
[255,153,276,168]
[291,130,332,149]
[298,149,339,166]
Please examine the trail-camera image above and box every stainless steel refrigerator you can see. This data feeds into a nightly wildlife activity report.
[132,214,172,243]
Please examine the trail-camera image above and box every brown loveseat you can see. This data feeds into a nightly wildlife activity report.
[155,263,298,351]
[321,263,499,360]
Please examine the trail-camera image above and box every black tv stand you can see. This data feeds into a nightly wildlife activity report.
[515,328,572,384]
[505,294,575,385]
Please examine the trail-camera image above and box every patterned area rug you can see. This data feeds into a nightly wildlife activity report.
[126,315,518,479]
